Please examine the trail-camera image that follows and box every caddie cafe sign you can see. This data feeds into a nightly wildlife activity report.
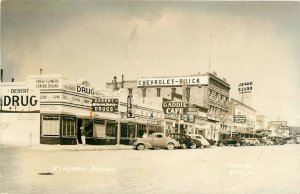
[92,98,118,112]
[137,75,209,87]
[234,115,246,123]
[162,101,188,119]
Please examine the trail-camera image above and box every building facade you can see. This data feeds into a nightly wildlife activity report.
[0,74,164,145]
[107,72,230,141]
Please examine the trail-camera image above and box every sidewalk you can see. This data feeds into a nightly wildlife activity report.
[30,144,134,151]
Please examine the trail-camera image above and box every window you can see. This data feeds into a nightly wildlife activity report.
[42,115,60,136]
[142,88,146,97]
[156,88,161,97]
[121,124,136,138]
[61,116,76,137]
[94,119,105,138]
[106,122,116,139]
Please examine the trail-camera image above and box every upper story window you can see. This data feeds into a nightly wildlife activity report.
[156,88,161,97]
[142,88,146,97]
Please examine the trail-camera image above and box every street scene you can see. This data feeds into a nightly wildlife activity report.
[1,144,300,194]
[1,1,300,194]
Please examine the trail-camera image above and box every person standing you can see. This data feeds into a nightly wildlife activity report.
[80,127,86,146]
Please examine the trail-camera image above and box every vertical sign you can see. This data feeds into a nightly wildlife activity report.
[127,95,134,118]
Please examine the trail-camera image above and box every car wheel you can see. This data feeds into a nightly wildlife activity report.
[219,143,223,147]
[200,145,205,149]
[190,143,197,149]
[236,143,241,147]
[181,143,187,149]
[247,143,251,146]
[136,143,145,150]
[255,143,259,146]
[167,143,175,150]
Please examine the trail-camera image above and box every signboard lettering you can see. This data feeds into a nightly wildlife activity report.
[92,98,118,112]
[137,76,209,87]
[234,115,246,123]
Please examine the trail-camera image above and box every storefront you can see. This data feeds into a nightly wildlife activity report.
[1,74,164,145]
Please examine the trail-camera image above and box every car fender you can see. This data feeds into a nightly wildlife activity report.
[135,141,153,149]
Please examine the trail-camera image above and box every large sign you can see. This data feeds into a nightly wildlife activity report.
[0,82,40,111]
[234,115,246,123]
[92,98,118,112]
[162,101,188,119]
[137,76,209,87]
[238,82,253,94]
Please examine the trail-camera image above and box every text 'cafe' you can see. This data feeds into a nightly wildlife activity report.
[0,74,163,146]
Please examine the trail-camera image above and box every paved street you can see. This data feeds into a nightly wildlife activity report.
[1,144,300,194]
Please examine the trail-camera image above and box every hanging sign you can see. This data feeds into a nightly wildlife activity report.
[92,98,118,112]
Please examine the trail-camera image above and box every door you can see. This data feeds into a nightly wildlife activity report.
[77,118,83,144]
[152,134,166,148]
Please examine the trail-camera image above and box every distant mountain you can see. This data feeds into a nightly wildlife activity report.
[289,126,300,135]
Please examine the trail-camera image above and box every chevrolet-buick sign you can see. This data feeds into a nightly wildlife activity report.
[137,76,208,87]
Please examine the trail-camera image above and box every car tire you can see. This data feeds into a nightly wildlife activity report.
[136,143,145,150]
[236,143,241,147]
[167,143,175,150]
[247,143,251,146]
[190,143,197,149]
[181,143,187,149]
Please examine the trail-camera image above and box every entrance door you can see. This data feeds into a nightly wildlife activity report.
[77,118,83,144]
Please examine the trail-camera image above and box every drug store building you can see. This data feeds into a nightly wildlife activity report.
[0,74,163,145]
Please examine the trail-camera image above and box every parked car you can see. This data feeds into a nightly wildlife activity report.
[133,133,181,150]
[223,138,244,146]
[259,138,274,146]
[239,137,251,146]
[170,133,194,149]
[189,135,211,148]
[248,138,260,146]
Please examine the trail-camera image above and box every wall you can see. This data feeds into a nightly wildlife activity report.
[0,112,40,145]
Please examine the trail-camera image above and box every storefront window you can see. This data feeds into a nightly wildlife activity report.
[121,124,136,138]
[42,115,60,136]
[137,124,146,138]
[106,122,116,139]
[61,115,76,137]
[94,119,105,138]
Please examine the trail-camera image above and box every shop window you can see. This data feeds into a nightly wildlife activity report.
[61,115,76,137]
[42,115,60,136]
[94,119,105,138]
[121,124,136,138]
[106,122,116,139]
[137,124,146,138]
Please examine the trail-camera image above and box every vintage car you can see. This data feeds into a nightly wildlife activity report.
[133,133,181,150]
[259,138,274,146]
[248,138,260,146]
[169,133,194,149]
[223,138,245,147]
[189,135,211,148]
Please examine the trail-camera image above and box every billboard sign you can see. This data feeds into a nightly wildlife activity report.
[238,82,253,94]
[162,101,188,119]
[92,98,118,112]
[137,75,209,87]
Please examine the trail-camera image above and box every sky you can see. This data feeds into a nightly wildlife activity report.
[1,1,300,126]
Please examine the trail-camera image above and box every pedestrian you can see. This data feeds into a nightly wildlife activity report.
[80,127,86,146]
[142,132,148,138]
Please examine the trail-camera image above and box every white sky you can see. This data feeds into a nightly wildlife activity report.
[1,1,300,126]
